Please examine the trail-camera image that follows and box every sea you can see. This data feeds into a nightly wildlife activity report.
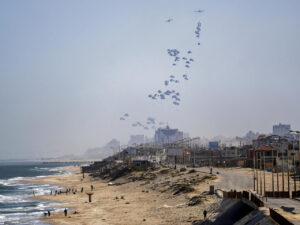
[0,161,81,224]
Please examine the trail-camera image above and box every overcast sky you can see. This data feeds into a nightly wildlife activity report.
[0,0,300,159]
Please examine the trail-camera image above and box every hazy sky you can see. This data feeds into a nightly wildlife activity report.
[1,0,300,159]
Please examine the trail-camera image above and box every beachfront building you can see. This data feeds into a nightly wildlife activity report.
[253,135,288,153]
[254,145,278,170]
[273,123,291,137]
[154,126,184,145]
[128,135,145,146]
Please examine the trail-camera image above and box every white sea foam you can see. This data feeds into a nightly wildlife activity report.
[30,167,68,174]
[0,179,11,186]
[0,165,73,224]
[9,176,26,181]
[0,194,14,201]
[0,211,45,225]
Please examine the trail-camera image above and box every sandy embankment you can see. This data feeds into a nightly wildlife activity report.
[27,166,221,225]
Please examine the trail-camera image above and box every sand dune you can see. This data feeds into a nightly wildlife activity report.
[29,166,221,225]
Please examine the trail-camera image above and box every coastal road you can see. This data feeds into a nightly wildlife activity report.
[266,198,300,214]
[194,167,253,191]
[193,167,300,224]
[265,198,300,225]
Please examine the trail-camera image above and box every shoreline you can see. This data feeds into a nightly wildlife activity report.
[24,165,82,224]
[0,164,80,225]
[30,166,299,224]
[28,166,221,225]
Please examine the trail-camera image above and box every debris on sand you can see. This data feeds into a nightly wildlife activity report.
[157,203,186,210]
[188,169,196,174]
[188,195,206,206]
[180,168,187,172]
[190,175,217,185]
[172,183,195,195]
[159,169,171,174]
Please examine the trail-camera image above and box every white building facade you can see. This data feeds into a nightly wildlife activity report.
[154,126,183,145]
[273,123,291,137]
[128,135,145,145]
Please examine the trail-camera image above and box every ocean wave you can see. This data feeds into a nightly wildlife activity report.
[0,179,11,186]
[0,211,45,225]
[5,167,71,183]
[0,182,61,202]
[36,175,47,178]
[8,176,26,181]
[30,167,68,174]
[0,194,16,202]
[0,205,65,224]
[0,164,72,224]
[0,193,31,202]
[0,177,33,187]
[30,167,52,172]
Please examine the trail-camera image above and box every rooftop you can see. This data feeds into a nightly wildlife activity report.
[256,145,277,151]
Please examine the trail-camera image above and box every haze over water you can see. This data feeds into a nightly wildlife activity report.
[0,0,300,160]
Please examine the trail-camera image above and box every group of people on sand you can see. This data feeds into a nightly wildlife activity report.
[43,211,51,217]
[42,185,95,218]
[43,208,68,217]
[49,185,94,196]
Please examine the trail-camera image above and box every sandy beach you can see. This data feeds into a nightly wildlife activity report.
[27,166,221,225]
[25,165,300,224]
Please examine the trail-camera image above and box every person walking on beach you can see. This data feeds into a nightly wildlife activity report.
[91,185,94,191]
[64,208,67,216]
[203,210,207,219]
[48,211,51,216]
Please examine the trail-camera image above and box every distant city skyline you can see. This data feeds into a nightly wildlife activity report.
[1,0,300,159]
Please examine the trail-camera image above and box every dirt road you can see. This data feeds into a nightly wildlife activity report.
[195,167,253,190]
